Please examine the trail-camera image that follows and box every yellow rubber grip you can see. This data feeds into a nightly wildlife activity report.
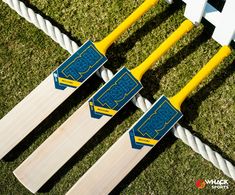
[169,46,232,110]
[94,0,159,55]
[131,19,194,81]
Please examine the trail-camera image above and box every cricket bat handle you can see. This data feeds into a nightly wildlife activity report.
[170,46,232,110]
[94,0,159,54]
[131,19,193,81]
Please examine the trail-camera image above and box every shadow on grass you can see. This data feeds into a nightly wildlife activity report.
[111,132,177,194]
[2,75,102,161]
[37,2,185,192]
[180,58,235,163]
[111,59,235,194]
[2,0,181,162]
[182,59,235,124]
[140,26,212,102]
[2,0,86,161]
[18,0,82,46]
[39,102,138,193]
[104,0,184,73]
[2,0,234,194]
[2,0,214,193]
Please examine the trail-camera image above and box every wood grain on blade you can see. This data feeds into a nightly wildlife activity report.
[66,95,183,195]
[14,67,142,193]
[13,102,110,193]
[66,131,151,195]
[0,74,76,159]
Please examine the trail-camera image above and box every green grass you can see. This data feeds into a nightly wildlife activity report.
[0,0,234,194]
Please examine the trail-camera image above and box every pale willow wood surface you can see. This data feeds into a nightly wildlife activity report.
[67,131,152,195]
[0,74,76,159]
[14,102,110,193]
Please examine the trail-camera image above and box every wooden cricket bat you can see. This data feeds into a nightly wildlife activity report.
[66,46,232,195]
[0,0,159,159]
[13,20,193,193]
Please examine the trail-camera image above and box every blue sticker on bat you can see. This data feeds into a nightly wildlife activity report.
[89,67,142,119]
[53,40,107,90]
[129,95,183,149]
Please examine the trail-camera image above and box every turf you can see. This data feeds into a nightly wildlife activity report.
[0,0,234,194]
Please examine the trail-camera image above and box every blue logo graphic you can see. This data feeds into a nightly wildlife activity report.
[53,40,107,90]
[89,68,142,119]
[129,96,183,149]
